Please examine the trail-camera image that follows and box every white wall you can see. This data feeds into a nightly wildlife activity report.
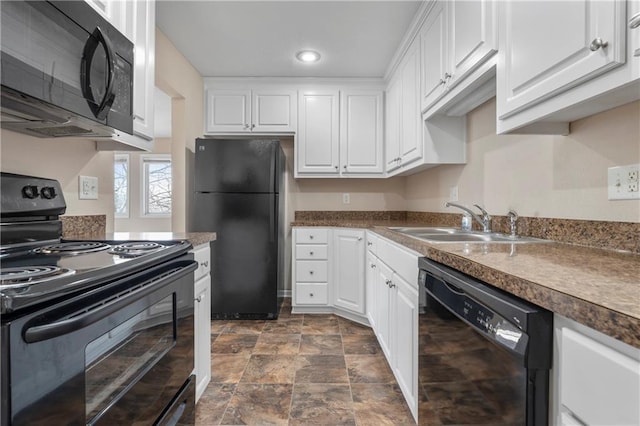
[406,99,640,222]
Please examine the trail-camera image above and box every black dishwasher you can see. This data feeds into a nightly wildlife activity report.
[418,258,552,425]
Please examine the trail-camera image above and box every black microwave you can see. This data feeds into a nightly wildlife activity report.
[0,1,134,138]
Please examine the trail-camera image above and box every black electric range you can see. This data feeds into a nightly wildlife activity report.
[1,172,197,425]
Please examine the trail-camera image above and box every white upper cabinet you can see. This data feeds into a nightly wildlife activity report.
[385,37,422,174]
[420,1,448,110]
[296,89,340,175]
[420,0,497,113]
[340,90,384,175]
[204,82,297,133]
[128,0,155,140]
[296,86,385,178]
[497,0,638,134]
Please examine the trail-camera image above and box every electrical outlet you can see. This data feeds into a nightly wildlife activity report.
[608,164,640,200]
[342,193,350,204]
[79,176,98,200]
[449,186,459,202]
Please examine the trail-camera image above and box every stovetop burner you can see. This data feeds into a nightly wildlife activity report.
[33,242,111,256]
[107,242,165,258]
[0,266,76,290]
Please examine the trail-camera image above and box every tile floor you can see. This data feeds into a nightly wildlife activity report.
[195,298,416,425]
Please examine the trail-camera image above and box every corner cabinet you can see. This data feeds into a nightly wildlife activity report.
[296,87,385,178]
[497,0,639,134]
[204,83,297,133]
[332,229,366,314]
[191,243,211,403]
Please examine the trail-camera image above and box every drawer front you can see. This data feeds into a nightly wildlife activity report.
[295,245,328,260]
[295,260,328,282]
[295,228,329,244]
[295,283,328,305]
[192,244,211,282]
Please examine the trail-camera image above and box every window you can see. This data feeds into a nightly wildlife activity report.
[114,154,129,218]
[142,155,172,216]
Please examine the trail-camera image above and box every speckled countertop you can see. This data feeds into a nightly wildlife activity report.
[292,219,640,349]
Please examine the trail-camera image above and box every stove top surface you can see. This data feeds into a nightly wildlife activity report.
[0,239,192,315]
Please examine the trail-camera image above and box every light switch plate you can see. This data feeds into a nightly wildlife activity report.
[608,164,640,200]
[79,176,98,200]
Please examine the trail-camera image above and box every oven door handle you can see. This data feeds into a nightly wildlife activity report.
[23,260,198,344]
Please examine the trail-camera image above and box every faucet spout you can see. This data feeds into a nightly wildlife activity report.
[445,202,492,232]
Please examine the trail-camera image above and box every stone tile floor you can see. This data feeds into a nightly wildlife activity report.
[195,298,416,425]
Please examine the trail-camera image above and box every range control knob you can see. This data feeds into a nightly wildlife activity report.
[40,187,57,199]
[22,185,39,199]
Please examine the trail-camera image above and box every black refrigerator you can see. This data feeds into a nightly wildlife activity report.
[192,138,285,319]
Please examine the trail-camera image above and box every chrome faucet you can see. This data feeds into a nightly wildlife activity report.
[445,202,492,232]
[507,210,518,238]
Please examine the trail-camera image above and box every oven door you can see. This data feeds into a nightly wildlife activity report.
[3,257,197,426]
[0,1,133,134]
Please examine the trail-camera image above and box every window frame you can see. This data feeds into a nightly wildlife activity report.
[140,154,172,218]
[114,154,130,219]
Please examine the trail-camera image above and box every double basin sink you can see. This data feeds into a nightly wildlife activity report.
[388,227,546,244]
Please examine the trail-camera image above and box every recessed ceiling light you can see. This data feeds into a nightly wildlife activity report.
[296,50,321,63]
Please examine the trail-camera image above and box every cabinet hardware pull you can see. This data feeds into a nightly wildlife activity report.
[444,72,452,79]
[367,242,372,246]
[389,282,396,288]
[629,12,640,28]
[309,235,314,239]
[251,124,255,129]
[589,38,609,51]
[310,293,314,297]
[195,295,203,303]
[309,251,314,255]
[309,271,314,275]
[201,261,209,268]
[243,123,250,129]
[334,165,338,170]
[439,78,446,85]
[357,237,362,241]
[370,264,376,268]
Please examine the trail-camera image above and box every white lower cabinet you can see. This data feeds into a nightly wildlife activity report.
[192,243,211,403]
[367,235,420,422]
[553,314,640,425]
[333,229,366,314]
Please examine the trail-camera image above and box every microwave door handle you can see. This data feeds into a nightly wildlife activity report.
[81,26,116,120]
[22,260,198,344]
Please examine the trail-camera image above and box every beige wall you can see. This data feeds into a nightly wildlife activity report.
[155,28,204,232]
[406,99,640,222]
[0,130,116,231]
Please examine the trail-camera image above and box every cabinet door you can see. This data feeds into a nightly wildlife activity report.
[205,89,251,132]
[365,252,378,328]
[392,274,419,417]
[194,274,211,403]
[340,90,384,175]
[499,0,626,119]
[385,77,401,173]
[420,1,448,110]
[296,89,340,175]
[375,261,393,359]
[449,0,496,87]
[400,39,423,167]
[130,0,155,139]
[252,89,297,132]
[333,229,365,314]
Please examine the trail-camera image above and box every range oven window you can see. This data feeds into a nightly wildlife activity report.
[85,294,176,422]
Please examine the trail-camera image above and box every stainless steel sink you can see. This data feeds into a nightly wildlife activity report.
[388,227,546,244]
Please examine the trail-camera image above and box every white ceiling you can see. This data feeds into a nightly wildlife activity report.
[155,1,422,78]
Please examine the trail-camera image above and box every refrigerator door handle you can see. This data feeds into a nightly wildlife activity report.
[269,142,277,194]
[269,194,276,242]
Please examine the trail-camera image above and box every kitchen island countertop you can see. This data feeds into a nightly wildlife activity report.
[292,219,640,349]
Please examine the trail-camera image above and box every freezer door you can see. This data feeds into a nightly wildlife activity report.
[195,139,279,193]
[192,193,279,318]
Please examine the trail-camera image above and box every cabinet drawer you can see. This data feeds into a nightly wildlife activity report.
[295,283,328,305]
[192,244,211,282]
[295,260,328,282]
[295,228,328,244]
[378,238,419,288]
[295,245,328,260]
